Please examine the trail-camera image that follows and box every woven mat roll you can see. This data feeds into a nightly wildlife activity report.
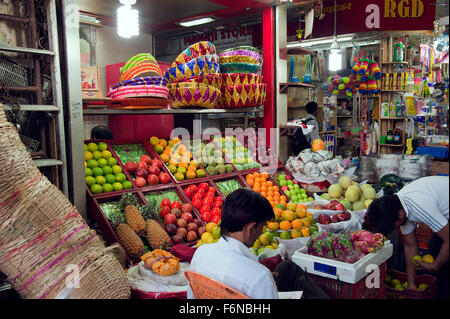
[0,106,130,299]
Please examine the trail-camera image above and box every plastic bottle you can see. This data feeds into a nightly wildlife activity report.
[387,129,394,143]
[396,100,402,117]
[393,37,404,62]
[393,129,401,144]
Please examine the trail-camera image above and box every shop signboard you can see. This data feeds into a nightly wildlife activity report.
[288,0,436,38]
[182,26,254,52]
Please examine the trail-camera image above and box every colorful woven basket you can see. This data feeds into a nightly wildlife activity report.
[221,73,263,87]
[218,49,261,62]
[220,83,267,109]
[165,56,220,82]
[107,85,169,100]
[219,55,259,65]
[171,41,216,68]
[170,74,222,88]
[120,63,162,81]
[168,83,221,109]
[120,53,158,75]
[112,76,167,90]
[220,62,261,74]
[220,46,260,54]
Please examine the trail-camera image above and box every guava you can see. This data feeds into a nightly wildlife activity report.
[345,185,361,203]
[339,176,353,190]
[328,184,343,198]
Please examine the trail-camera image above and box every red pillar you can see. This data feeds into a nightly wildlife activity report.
[262,6,275,148]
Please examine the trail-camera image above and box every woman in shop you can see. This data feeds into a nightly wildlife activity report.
[367,175,449,298]
[187,188,329,299]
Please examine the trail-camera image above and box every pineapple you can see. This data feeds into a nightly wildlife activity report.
[109,209,125,228]
[116,223,145,259]
[119,192,146,236]
[124,205,146,236]
[146,219,171,251]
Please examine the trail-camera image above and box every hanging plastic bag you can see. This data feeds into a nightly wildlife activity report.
[302,55,312,84]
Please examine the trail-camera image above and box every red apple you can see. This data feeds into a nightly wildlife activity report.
[211,215,221,224]
[335,203,345,211]
[318,214,331,225]
[201,211,211,223]
[124,161,138,173]
[313,204,324,210]
[172,234,183,244]
[164,213,177,225]
[151,159,163,169]
[171,201,182,210]
[134,177,146,188]
[177,227,187,239]
[186,231,198,242]
[331,215,340,223]
[140,155,152,165]
[165,224,177,236]
[192,199,202,210]
[147,174,159,185]
[181,212,193,224]
[181,203,193,213]
[171,208,182,218]
[159,173,171,184]
[187,223,198,232]
[137,161,148,170]
[159,206,170,218]
[135,167,149,179]
[337,213,347,222]
[193,218,203,228]
[148,165,160,176]
[281,186,290,192]
[285,175,292,181]
[176,218,187,228]
[161,198,171,208]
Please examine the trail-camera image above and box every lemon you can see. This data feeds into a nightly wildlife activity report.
[87,143,98,152]
[112,165,122,175]
[113,182,123,191]
[84,144,88,152]
[93,151,102,160]
[85,176,96,187]
[201,232,213,242]
[97,158,108,168]
[252,239,261,250]
[101,150,112,159]
[90,184,103,194]
[95,176,106,185]
[103,183,113,193]
[98,142,108,151]
[85,167,93,176]
[84,151,93,161]
[87,159,98,169]
[107,157,118,166]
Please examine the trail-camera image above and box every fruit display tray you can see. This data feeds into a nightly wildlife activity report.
[291,240,393,284]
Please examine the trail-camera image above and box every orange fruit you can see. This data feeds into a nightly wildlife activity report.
[186,170,196,180]
[306,212,313,218]
[282,210,295,222]
[279,220,291,231]
[153,144,164,154]
[150,136,160,145]
[300,227,310,237]
[253,186,260,192]
[301,218,311,226]
[267,221,279,231]
[422,254,434,264]
[178,162,188,169]
[296,206,307,219]
[187,165,197,172]
[247,179,254,187]
[266,181,273,187]
[267,196,274,202]
[280,195,287,202]
[261,172,269,180]
[261,186,268,192]
[159,139,167,148]
[297,203,307,211]
[290,229,302,239]
[291,219,303,230]
[160,153,170,163]
[260,192,267,198]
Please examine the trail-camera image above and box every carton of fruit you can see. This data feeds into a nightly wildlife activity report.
[291,240,393,284]
[188,139,235,177]
[109,139,176,190]
[84,139,135,197]
[149,136,211,183]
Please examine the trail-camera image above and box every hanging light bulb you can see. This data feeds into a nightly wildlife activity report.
[328,37,342,71]
[117,0,139,38]
[328,0,342,71]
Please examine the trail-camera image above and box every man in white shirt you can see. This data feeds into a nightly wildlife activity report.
[187,188,329,299]
[367,176,449,298]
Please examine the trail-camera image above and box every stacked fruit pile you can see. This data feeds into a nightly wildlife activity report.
[150,136,206,181]
[123,155,171,187]
[213,136,261,171]
[274,173,313,204]
[269,203,318,240]
[321,176,378,211]
[84,142,131,194]
[194,222,222,247]
[251,231,279,256]
[245,171,286,208]
[191,140,233,176]
[157,198,204,245]
[386,275,428,292]
[183,183,223,224]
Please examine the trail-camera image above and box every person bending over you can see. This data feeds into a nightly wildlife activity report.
[187,188,329,299]
[367,176,449,298]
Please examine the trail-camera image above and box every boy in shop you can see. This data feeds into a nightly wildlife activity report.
[187,188,329,299]
[367,176,449,298]
[292,101,321,155]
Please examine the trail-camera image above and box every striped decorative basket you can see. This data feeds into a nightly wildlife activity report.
[0,105,130,299]
[171,41,216,68]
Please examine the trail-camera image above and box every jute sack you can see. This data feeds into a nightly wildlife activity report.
[0,106,130,299]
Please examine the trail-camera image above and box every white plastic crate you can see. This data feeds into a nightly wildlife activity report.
[291,240,393,284]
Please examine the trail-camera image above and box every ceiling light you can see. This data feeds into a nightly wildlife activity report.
[117,0,139,38]
[287,36,353,48]
[179,17,215,27]
[328,37,342,71]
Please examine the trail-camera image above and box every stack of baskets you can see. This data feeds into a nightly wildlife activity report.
[165,41,222,109]
[106,53,169,109]
[218,46,267,109]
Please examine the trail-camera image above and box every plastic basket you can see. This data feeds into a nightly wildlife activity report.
[0,56,29,87]
[416,146,449,159]
[386,269,437,299]
[398,223,433,249]
[309,262,386,299]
